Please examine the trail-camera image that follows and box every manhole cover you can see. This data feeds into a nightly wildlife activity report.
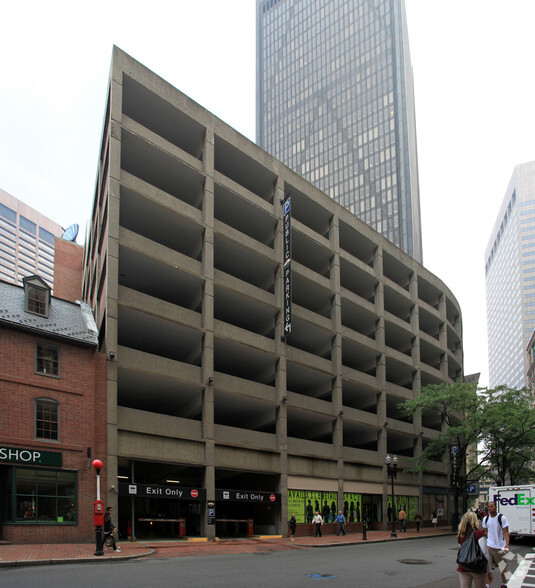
[398,559,431,565]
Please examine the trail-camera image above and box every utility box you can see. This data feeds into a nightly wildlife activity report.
[93,500,104,526]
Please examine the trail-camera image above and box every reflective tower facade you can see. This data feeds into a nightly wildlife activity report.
[485,161,535,387]
[256,0,423,262]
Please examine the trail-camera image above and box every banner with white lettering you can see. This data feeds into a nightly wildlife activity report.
[119,482,205,500]
[216,489,280,503]
[282,194,292,337]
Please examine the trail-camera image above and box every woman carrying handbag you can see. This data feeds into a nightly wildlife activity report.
[456,511,492,588]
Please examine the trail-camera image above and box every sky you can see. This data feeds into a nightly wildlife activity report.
[2,0,535,387]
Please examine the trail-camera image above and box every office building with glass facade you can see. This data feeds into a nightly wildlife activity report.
[256,0,423,262]
[0,189,63,291]
[485,161,535,387]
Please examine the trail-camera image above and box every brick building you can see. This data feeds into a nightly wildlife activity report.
[0,275,106,543]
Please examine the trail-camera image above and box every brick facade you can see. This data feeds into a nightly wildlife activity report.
[0,327,107,544]
[53,238,84,303]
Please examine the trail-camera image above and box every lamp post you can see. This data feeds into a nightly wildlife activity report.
[92,459,104,556]
[386,455,398,538]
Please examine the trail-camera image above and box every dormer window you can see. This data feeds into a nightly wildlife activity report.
[23,275,51,318]
[27,286,47,315]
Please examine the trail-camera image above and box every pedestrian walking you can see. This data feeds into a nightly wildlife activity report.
[103,506,121,552]
[432,511,438,528]
[313,511,323,537]
[414,511,423,532]
[398,506,407,532]
[288,513,297,541]
[482,501,510,588]
[456,511,492,588]
[335,510,346,536]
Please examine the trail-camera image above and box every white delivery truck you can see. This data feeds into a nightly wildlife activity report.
[488,485,535,538]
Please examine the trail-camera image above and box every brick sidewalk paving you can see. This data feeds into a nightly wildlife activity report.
[0,527,455,567]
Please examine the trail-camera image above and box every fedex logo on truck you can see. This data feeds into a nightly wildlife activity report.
[493,493,535,505]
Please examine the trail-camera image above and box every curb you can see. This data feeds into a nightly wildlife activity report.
[0,548,156,569]
[298,531,456,548]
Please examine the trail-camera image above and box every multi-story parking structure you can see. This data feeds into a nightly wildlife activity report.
[82,47,463,540]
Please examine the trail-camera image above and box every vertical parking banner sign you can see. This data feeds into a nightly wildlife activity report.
[283,194,292,336]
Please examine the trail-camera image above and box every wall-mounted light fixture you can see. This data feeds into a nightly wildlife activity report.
[109,351,116,359]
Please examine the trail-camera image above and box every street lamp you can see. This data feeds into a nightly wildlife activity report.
[92,459,105,556]
[386,455,398,538]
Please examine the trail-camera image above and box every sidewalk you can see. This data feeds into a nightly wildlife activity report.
[0,526,456,568]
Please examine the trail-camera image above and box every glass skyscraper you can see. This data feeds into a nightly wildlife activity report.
[485,161,535,388]
[256,0,423,262]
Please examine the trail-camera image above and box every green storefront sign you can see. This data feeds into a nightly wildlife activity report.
[0,446,62,466]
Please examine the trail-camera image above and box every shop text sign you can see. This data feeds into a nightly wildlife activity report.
[217,489,279,503]
[0,446,62,466]
[119,482,205,500]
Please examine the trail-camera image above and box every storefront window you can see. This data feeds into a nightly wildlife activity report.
[288,490,384,524]
[7,468,77,523]
[389,494,419,521]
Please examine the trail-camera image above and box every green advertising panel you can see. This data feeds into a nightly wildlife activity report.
[287,490,338,523]
[342,493,362,522]
[388,495,419,521]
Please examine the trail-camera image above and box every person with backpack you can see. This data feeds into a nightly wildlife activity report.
[456,511,492,587]
[482,501,510,588]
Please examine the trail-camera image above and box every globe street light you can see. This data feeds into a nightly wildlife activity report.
[386,455,398,538]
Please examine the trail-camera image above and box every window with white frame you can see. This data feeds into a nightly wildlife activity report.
[35,398,59,441]
[35,342,59,377]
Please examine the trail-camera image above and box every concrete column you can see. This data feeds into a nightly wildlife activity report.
[274,176,289,535]
[438,294,448,379]
[202,129,216,540]
[409,273,420,378]
[330,215,344,507]
[104,111,121,507]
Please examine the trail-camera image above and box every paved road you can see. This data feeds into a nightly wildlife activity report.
[1,535,533,587]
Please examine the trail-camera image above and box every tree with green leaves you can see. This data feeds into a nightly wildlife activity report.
[400,381,480,528]
[476,386,535,486]
[400,382,535,527]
